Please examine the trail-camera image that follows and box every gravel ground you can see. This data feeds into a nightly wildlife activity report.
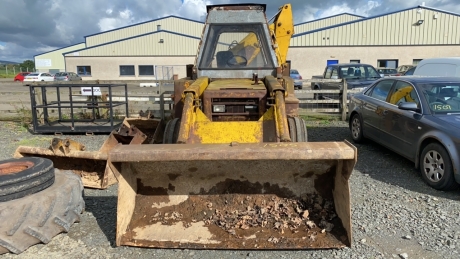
[1,119,459,259]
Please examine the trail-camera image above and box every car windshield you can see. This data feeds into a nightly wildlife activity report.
[340,65,381,79]
[290,70,299,74]
[378,69,397,74]
[419,83,460,114]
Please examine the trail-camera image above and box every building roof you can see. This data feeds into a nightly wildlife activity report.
[294,13,365,27]
[83,15,204,39]
[62,30,201,55]
[293,5,460,37]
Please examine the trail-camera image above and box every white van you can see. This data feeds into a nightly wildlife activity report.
[413,57,460,77]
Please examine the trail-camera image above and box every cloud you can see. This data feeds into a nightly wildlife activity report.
[0,0,459,63]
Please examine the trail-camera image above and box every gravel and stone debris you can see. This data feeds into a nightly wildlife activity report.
[0,120,459,259]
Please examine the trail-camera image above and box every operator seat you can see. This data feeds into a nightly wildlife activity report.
[216,51,234,68]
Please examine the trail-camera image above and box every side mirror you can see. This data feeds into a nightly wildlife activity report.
[398,102,418,112]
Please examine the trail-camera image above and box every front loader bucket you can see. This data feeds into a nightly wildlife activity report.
[110,141,357,249]
[14,117,165,189]
[13,146,113,189]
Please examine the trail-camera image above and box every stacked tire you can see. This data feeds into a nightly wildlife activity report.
[0,157,85,254]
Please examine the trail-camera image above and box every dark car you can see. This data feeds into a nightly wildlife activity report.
[290,69,303,89]
[14,72,30,82]
[312,63,382,100]
[377,67,398,77]
[348,76,460,191]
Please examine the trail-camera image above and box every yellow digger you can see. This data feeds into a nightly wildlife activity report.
[109,3,357,250]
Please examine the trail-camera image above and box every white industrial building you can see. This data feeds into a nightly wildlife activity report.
[34,5,460,80]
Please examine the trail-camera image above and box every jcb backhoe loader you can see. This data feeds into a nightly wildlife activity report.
[110,3,357,249]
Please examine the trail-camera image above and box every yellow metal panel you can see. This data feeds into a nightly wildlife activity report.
[193,120,263,144]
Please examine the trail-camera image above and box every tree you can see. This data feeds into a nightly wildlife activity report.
[20,60,35,72]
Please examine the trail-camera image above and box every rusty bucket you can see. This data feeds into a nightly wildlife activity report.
[110,141,357,249]
[14,117,164,189]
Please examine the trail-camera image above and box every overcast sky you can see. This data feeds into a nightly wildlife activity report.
[0,0,459,63]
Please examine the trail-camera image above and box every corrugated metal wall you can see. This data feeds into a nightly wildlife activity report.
[66,32,199,56]
[86,17,204,47]
[35,43,86,71]
[294,14,363,34]
[291,8,460,46]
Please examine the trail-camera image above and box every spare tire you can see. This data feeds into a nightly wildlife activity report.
[0,157,55,202]
[0,169,84,254]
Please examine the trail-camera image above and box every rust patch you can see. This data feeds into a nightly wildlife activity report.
[0,161,33,175]
[188,167,198,173]
[123,187,347,249]
[167,173,181,181]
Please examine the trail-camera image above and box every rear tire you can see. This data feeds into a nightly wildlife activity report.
[163,118,181,144]
[420,143,459,191]
[288,117,308,142]
[0,157,55,202]
[0,170,84,254]
[350,113,364,143]
[313,86,322,100]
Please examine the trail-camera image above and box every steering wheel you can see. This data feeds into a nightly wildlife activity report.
[228,40,238,50]
[227,55,248,67]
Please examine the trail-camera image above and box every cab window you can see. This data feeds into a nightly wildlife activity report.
[389,81,420,107]
[368,80,394,101]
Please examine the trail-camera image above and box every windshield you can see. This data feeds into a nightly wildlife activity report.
[198,24,274,69]
[419,83,460,114]
[339,65,381,79]
[378,69,397,74]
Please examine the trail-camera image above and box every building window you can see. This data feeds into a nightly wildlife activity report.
[413,59,423,65]
[120,65,135,76]
[77,66,91,76]
[350,60,360,63]
[139,65,154,76]
[377,59,398,68]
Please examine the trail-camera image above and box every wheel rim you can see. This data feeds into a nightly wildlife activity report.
[0,161,34,175]
[423,150,444,182]
[351,117,361,139]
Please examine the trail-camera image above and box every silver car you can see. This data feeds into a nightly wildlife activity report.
[54,72,82,81]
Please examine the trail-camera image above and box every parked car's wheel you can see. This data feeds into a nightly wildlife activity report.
[420,143,459,191]
[0,168,84,254]
[350,113,364,143]
[0,157,55,202]
[313,86,322,100]
[163,118,181,144]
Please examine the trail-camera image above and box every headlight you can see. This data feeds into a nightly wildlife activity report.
[213,105,225,113]
[245,105,257,112]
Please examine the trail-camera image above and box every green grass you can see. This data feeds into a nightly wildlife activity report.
[0,70,16,78]
[15,137,53,147]
[300,114,343,127]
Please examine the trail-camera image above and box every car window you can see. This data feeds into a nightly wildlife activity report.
[389,81,420,107]
[28,73,39,76]
[324,67,332,79]
[290,70,298,74]
[419,83,460,113]
[368,80,394,101]
[331,68,339,79]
